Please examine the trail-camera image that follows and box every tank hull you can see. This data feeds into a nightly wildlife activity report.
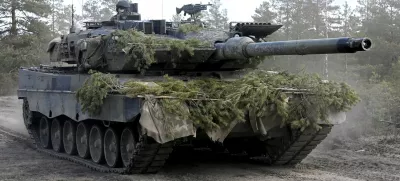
[16,67,346,174]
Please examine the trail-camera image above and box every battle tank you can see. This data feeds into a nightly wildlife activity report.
[17,1,372,174]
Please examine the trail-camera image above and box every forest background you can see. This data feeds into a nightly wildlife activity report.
[0,0,398,139]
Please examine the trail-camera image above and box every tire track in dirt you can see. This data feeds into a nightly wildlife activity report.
[302,147,400,181]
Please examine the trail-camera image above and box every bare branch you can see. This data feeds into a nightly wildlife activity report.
[0,23,11,28]
[0,28,10,35]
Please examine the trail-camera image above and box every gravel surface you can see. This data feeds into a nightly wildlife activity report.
[1,95,399,181]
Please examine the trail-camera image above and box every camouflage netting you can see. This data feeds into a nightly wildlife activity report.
[76,70,360,141]
[84,36,107,69]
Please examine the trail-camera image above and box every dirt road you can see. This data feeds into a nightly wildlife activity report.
[1,96,400,181]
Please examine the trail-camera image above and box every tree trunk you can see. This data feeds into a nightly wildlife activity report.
[10,0,17,36]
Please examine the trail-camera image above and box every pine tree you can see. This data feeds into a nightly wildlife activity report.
[53,4,83,35]
[0,0,52,37]
[354,0,400,69]
[0,0,52,94]
[203,0,229,29]
[335,1,360,79]
[252,1,277,23]
[83,0,118,21]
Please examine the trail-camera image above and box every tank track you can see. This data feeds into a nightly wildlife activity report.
[28,122,173,174]
[272,125,333,165]
[249,124,332,165]
[23,99,174,174]
[25,124,174,174]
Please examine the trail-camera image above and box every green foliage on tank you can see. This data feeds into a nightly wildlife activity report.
[82,29,214,73]
[177,24,204,34]
[111,29,211,71]
[76,69,359,132]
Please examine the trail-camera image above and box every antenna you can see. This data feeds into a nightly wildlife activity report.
[70,5,76,33]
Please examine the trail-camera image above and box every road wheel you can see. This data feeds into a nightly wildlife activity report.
[22,99,33,129]
[104,127,120,167]
[89,125,104,164]
[63,120,77,155]
[76,122,90,158]
[51,118,63,152]
[39,117,51,149]
[120,127,136,167]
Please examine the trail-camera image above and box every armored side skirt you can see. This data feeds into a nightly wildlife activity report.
[17,68,141,123]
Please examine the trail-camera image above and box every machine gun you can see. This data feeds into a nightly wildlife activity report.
[176,3,212,22]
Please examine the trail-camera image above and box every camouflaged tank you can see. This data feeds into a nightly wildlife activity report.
[17,1,372,174]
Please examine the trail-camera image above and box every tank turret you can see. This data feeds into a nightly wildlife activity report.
[73,27,371,73]
[46,1,372,75]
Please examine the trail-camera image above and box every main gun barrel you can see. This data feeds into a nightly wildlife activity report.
[213,37,372,60]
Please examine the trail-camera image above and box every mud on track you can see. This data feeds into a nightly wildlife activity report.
[1,95,400,181]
